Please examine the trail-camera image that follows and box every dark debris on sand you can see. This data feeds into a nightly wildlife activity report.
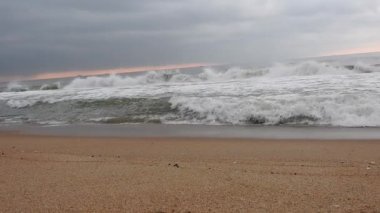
[168,163,180,168]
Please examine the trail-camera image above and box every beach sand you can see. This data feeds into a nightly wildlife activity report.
[0,132,379,212]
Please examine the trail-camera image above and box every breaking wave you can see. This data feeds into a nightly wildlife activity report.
[63,61,380,89]
[169,94,380,127]
[1,60,380,127]
[3,82,61,93]
[5,82,29,92]
[40,82,61,90]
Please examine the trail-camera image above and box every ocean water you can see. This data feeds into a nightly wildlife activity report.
[1,55,380,127]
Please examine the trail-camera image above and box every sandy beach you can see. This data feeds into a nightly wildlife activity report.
[0,132,379,212]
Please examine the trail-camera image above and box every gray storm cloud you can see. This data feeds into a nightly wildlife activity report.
[0,0,379,77]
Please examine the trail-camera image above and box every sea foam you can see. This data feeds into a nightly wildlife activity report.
[1,60,380,127]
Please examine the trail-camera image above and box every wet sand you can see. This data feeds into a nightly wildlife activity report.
[0,132,379,212]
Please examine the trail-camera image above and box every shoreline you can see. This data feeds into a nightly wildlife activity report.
[3,123,380,140]
[1,132,379,212]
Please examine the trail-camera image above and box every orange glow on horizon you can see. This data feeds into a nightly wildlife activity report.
[29,63,213,80]
[325,43,380,56]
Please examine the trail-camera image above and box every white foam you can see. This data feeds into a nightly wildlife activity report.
[353,62,380,73]
[40,82,61,90]
[5,82,29,92]
[63,71,193,89]
[1,60,380,127]
[266,61,353,77]
[62,61,376,89]
[169,92,380,127]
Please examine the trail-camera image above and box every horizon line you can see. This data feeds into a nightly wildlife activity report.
[1,63,216,82]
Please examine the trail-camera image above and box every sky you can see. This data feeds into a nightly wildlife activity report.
[1,0,380,80]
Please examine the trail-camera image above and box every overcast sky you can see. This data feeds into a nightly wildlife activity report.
[1,0,380,79]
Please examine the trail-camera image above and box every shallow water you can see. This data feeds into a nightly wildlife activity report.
[2,123,380,140]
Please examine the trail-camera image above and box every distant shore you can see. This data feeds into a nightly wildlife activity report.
[0,132,379,212]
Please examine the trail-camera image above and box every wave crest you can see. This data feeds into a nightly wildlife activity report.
[63,61,380,89]
[40,82,61,90]
[6,82,29,92]
[169,94,380,127]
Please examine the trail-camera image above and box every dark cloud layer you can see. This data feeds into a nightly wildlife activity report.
[0,0,379,77]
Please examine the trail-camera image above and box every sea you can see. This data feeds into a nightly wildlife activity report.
[1,52,380,130]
